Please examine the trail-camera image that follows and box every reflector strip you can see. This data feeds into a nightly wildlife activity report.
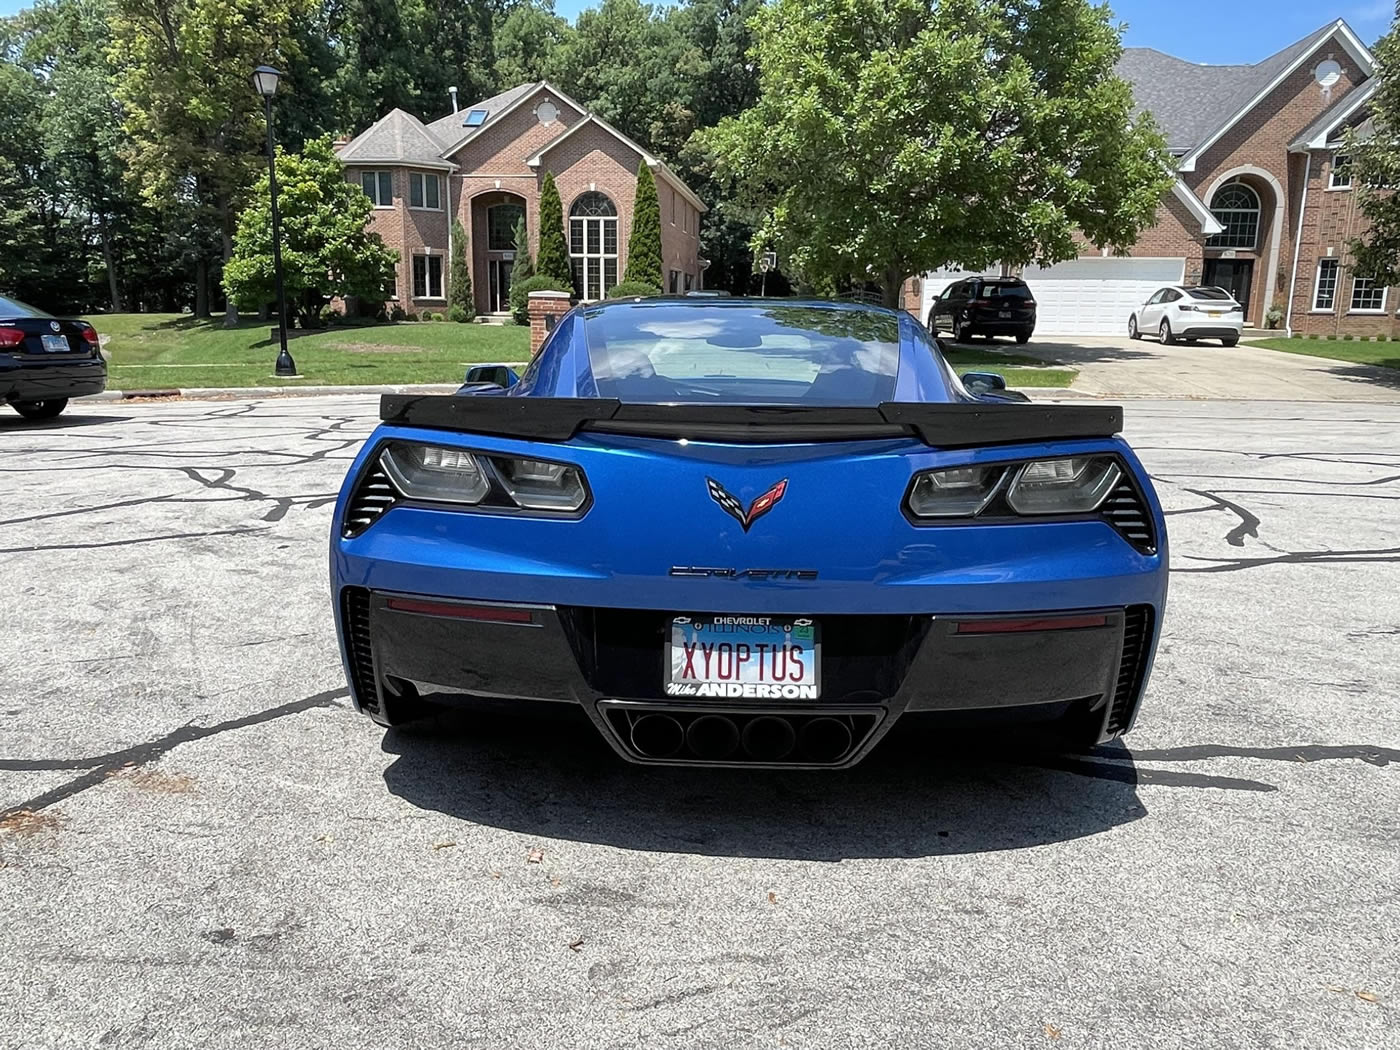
[385,598,536,623]
[954,614,1108,635]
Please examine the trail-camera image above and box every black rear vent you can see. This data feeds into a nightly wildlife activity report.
[1101,478,1156,553]
[341,587,380,714]
[343,456,396,537]
[1107,604,1153,735]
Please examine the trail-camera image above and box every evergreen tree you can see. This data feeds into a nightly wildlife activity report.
[623,161,663,288]
[1348,12,1400,286]
[535,171,571,286]
[511,215,533,280]
[449,219,474,321]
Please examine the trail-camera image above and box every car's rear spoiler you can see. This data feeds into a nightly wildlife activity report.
[378,396,1123,448]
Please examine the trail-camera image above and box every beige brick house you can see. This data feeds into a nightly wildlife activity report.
[916,18,1389,338]
[335,81,707,317]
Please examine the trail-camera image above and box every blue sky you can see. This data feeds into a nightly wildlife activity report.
[0,0,1391,65]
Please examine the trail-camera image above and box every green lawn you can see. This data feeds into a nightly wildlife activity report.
[89,312,1076,390]
[1245,336,1400,371]
[940,345,1077,388]
[92,313,531,389]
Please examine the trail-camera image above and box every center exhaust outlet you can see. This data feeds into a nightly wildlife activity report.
[799,717,853,762]
[686,714,740,760]
[741,715,797,761]
[631,713,684,758]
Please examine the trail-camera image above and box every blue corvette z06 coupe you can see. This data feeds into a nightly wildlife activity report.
[331,298,1167,768]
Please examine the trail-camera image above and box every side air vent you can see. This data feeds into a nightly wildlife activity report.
[1106,605,1153,735]
[341,587,380,715]
[343,456,396,537]
[1101,478,1156,553]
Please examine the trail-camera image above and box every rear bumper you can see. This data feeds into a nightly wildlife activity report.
[338,587,1159,768]
[1178,320,1243,339]
[969,318,1035,335]
[1,356,107,401]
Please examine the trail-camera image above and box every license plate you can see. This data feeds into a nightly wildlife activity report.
[41,334,69,352]
[666,615,820,700]
[998,310,1012,318]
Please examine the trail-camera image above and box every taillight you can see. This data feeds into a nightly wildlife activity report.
[78,323,98,345]
[0,327,24,348]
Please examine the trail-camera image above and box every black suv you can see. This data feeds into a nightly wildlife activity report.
[927,277,1037,344]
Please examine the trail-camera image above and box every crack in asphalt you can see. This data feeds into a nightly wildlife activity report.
[0,688,348,820]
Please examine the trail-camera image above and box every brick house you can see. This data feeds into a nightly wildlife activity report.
[915,18,1389,338]
[335,81,707,316]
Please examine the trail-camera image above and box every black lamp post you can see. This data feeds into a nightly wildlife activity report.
[251,64,299,378]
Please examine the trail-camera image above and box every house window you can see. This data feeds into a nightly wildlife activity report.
[1350,275,1385,312]
[1330,155,1353,190]
[684,272,693,292]
[488,204,524,251]
[568,191,618,301]
[1206,182,1260,249]
[412,254,443,299]
[409,172,441,209]
[1313,259,1339,310]
[361,170,393,207]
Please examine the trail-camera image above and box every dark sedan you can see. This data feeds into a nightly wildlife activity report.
[1,296,107,420]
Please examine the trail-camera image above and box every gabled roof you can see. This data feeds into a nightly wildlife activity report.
[1290,78,1377,151]
[425,81,544,152]
[336,108,455,170]
[525,113,708,214]
[1117,19,1374,170]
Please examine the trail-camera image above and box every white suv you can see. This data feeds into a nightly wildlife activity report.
[1129,286,1244,346]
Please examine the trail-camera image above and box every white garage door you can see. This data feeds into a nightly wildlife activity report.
[1020,257,1186,336]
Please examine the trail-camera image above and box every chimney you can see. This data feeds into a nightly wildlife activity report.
[332,134,350,150]
[449,86,458,113]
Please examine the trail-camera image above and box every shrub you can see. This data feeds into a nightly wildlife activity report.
[449,220,475,322]
[535,173,572,287]
[433,312,448,322]
[1289,331,1302,338]
[623,162,663,288]
[509,274,572,326]
[606,281,662,299]
[1307,332,1318,339]
[389,305,406,322]
[1326,333,1337,340]
[448,304,469,323]
[1342,333,1354,341]
[1263,305,1284,330]
[512,216,534,281]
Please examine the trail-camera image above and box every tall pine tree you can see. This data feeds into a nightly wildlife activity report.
[535,172,571,286]
[449,219,474,320]
[623,161,663,288]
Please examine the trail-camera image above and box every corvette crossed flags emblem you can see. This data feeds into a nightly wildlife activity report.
[705,477,789,532]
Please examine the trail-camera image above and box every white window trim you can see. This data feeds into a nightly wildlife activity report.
[411,253,445,300]
[1348,276,1387,314]
[360,170,395,209]
[1328,155,1353,192]
[1312,259,1339,312]
[408,172,443,211]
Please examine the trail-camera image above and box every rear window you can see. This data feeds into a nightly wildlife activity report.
[0,295,49,318]
[581,302,900,405]
[981,283,1033,300]
[1186,287,1233,301]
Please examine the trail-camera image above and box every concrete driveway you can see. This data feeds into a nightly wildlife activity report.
[966,333,1400,401]
[2,396,1398,1048]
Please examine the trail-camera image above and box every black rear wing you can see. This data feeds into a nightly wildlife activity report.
[378,395,1123,449]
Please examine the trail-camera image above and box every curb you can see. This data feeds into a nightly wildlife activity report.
[82,382,465,402]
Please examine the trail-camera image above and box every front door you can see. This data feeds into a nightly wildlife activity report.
[488,259,514,314]
[1204,259,1253,321]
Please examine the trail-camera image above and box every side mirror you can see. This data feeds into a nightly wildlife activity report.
[464,364,520,389]
[961,370,1006,392]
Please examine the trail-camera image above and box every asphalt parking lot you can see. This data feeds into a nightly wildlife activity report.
[2,395,1398,1049]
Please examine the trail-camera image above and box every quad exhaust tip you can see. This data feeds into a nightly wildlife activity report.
[621,708,868,765]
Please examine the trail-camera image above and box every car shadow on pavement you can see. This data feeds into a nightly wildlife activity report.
[381,707,1151,860]
[0,412,131,430]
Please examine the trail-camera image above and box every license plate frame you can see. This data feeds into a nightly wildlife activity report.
[665,614,820,700]
[40,333,69,353]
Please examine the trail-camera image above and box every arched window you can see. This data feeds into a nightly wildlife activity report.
[1207,182,1260,249]
[569,192,618,300]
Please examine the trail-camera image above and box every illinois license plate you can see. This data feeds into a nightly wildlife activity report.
[666,615,820,700]
[41,334,69,352]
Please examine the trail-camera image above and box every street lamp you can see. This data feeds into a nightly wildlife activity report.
[758,250,776,297]
[251,64,299,378]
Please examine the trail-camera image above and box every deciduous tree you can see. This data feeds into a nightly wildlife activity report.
[223,135,397,324]
[1347,13,1400,285]
[698,0,1172,307]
